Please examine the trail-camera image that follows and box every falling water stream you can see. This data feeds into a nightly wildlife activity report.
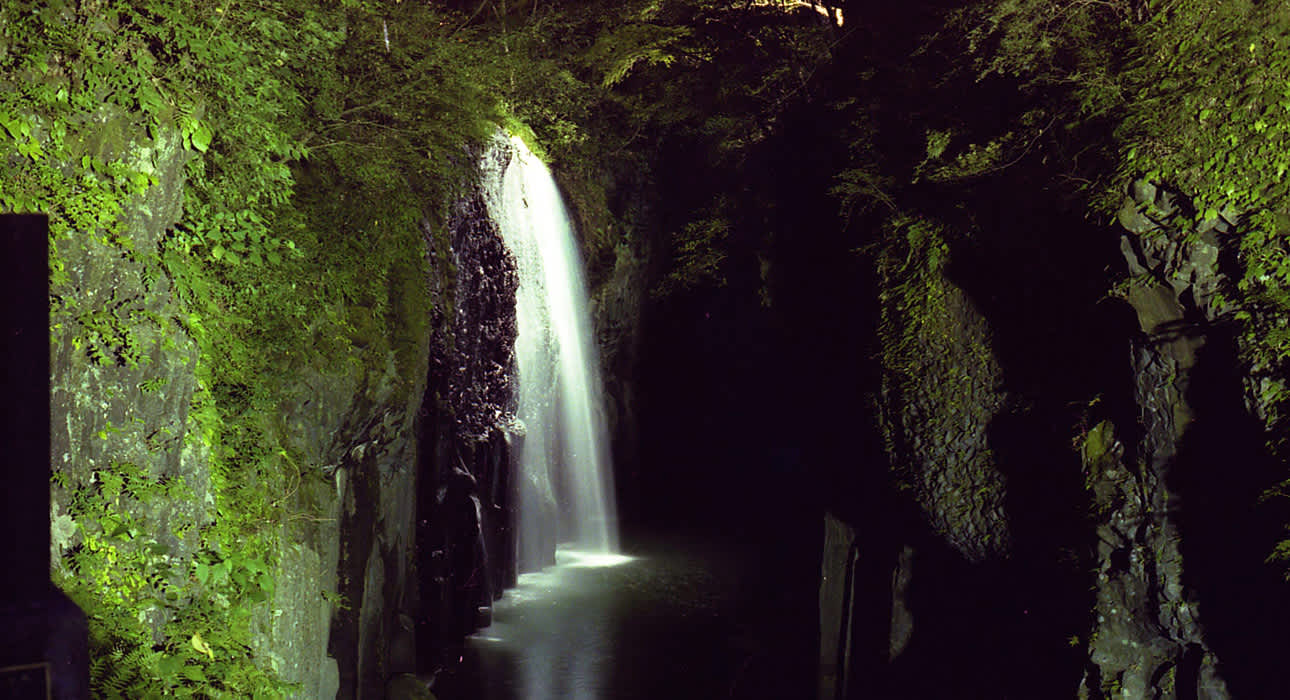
[480,132,619,561]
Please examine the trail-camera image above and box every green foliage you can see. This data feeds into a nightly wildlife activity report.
[138,376,169,394]
[320,590,350,612]
[913,111,1051,185]
[956,0,1137,89]
[652,204,731,298]
[55,458,298,699]
[954,0,1290,437]
[6,0,473,693]
[462,0,835,291]
[70,290,155,368]
[875,215,953,378]
[832,165,896,223]
[588,21,694,88]
[1106,3,1290,449]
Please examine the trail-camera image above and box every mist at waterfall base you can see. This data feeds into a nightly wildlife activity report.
[428,136,818,699]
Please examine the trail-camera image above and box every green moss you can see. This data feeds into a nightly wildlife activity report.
[876,215,967,388]
[4,0,500,693]
[874,215,1007,539]
[1082,420,1114,468]
[1158,664,1176,696]
[388,256,432,382]
[503,117,550,163]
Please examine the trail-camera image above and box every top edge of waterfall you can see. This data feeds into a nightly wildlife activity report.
[495,117,549,161]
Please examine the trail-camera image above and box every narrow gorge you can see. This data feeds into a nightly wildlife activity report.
[3,1,1290,699]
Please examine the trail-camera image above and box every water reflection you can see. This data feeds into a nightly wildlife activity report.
[431,540,744,700]
[504,549,627,699]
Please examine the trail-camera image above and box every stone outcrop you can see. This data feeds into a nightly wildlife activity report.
[45,113,343,698]
[46,113,218,665]
[876,221,1012,564]
[415,178,520,672]
[837,218,1027,697]
[307,352,428,699]
[1075,181,1235,698]
[49,113,202,582]
[818,513,860,700]
[590,235,651,498]
[1078,419,1226,698]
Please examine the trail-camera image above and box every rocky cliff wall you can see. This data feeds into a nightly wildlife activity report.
[38,103,516,699]
[874,217,1012,565]
[841,177,1290,698]
[1072,181,1290,698]
[1068,180,1234,698]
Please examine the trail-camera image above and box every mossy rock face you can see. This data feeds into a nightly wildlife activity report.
[49,117,204,529]
[1081,420,1125,513]
[1118,180,1229,334]
[42,89,440,699]
[876,217,1011,563]
[65,103,135,165]
[48,113,214,651]
[345,305,381,350]
[387,255,433,380]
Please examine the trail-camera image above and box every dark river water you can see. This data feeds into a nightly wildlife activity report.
[429,531,817,700]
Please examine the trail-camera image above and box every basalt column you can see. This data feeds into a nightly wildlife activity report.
[416,179,519,664]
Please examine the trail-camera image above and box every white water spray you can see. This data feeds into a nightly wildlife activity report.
[481,133,619,564]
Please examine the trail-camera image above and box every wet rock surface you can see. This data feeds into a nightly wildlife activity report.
[416,177,520,679]
[444,190,519,444]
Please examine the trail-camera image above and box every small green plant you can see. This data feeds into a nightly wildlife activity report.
[138,377,169,394]
[54,458,297,698]
[321,590,350,612]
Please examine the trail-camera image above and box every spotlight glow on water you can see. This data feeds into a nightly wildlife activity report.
[560,550,636,568]
[470,546,642,644]
[438,539,758,700]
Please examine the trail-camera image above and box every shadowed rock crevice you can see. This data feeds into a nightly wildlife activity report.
[414,176,520,684]
[864,162,1140,696]
[1168,329,1290,696]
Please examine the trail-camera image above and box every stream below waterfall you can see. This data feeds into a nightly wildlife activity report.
[424,132,817,700]
[427,531,816,700]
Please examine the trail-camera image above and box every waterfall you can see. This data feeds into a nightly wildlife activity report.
[480,132,619,568]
